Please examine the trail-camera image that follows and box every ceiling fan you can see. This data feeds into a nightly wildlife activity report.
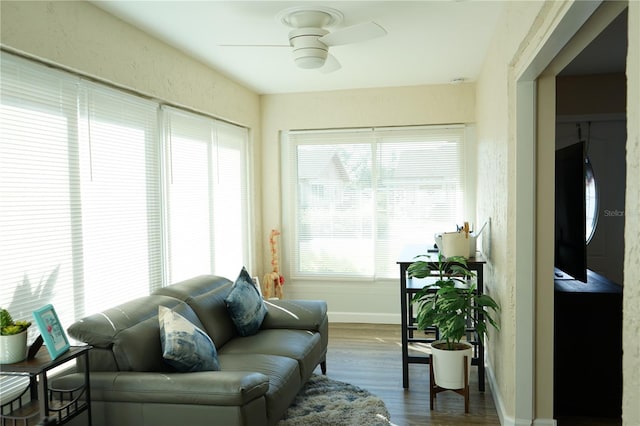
[221,6,387,73]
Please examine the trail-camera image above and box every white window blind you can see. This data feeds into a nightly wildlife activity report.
[284,126,466,279]
[0,55,161,338]
[1,56,80,338]
[78,82,162,314]
[163,107,250,282]
[1,53,251,399]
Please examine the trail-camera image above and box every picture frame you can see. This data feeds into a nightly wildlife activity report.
[32,304,70,360]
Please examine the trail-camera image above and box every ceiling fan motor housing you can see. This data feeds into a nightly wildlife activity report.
[288,27,330,69]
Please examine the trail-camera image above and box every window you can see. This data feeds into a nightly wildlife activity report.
[0,58,164,331]
[78,82,163,315]
[0,52,250,351]
[163,107,250,282]
[283,126,469,280]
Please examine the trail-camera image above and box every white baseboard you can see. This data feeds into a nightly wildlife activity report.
[328,312,400,324]
[485,360,517,426]
[485,360,556,426]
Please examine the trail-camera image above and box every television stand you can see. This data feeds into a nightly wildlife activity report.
[554,269,622,419]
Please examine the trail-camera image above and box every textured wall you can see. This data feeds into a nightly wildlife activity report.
[623,3,640,425]
[475,1,545,421]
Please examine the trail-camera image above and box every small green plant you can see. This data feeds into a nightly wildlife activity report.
[408,254,500,350]
[0,307,31,336]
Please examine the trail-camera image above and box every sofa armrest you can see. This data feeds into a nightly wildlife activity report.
[53,371,269,406]
[262,300,327,331]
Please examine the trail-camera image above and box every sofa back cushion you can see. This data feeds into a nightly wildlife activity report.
[68,295,206,372]
[153,275,237,348]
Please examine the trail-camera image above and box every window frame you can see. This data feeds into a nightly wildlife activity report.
[281,125,476,282]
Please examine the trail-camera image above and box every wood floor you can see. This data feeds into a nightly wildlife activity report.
[313,323,501,426]
[318,323,624,426]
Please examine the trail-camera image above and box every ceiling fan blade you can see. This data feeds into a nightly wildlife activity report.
[319,22,386,47]
[321,54,341,74]
[218,44,289,48]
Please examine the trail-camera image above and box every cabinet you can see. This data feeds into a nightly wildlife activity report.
[1,346,92,425]
[397,244,486,391]
[554,270,622,419]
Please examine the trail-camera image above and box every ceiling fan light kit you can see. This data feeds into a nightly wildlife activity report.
[289,27,329,69]
[292,48,328,69]
[223,6,387,72]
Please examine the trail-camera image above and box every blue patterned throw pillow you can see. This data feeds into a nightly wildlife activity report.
[225,267,267,337]
[158,305,220,372]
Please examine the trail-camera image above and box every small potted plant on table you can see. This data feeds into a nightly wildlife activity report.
[0,307,32,364]
[408,254,499,408]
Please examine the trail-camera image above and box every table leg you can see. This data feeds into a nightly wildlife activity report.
[84,350,92,425]
[400,264,409,388]
[37,371,48,421]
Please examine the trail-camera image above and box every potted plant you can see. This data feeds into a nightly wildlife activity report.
[408,254,499,390]
[0,307,32,363]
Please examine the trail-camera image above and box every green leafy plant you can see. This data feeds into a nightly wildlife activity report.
[0,307,31,336]
[408,254,500,350]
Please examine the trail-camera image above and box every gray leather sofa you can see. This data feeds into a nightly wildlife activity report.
[55,275,328,426]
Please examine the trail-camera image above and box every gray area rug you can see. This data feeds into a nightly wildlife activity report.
[277,375,392,426]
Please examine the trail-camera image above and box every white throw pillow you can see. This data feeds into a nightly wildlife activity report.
[158,305,220,372]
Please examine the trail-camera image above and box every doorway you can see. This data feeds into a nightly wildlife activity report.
[553,8,627,424]
[514,0,629,423]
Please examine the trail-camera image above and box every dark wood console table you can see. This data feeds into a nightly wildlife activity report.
[397,244,486,391]
[1,345,92,425]
[554,269,622,419]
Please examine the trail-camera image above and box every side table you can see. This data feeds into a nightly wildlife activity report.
[1,345,92,425]
[397,244,486,391]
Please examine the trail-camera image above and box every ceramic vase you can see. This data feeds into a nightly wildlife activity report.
[0,330,28,364]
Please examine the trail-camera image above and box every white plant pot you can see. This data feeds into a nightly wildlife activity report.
[431,340,473,389]
[0,330,28,364]
[435,232,477,258]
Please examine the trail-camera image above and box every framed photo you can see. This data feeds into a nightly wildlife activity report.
[33,304,70,360]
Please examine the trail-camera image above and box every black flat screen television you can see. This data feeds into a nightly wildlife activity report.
[554,141,587,282]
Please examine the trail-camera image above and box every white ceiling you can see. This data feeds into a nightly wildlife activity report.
[91,1,507,94]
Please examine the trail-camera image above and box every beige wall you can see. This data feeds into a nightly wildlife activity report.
[260,84,475,321]
[475,1,548,422]
[0,0,264,272]
[623,3,640,425]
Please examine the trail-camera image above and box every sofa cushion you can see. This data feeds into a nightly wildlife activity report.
[52,370,269,406]
[112,301,205,372]
[68,295,181,349]
[225,267,267,337]
[68,295,185,372]
[159,305,220,372]
[153,275,237,348]
[219,329,323,381]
